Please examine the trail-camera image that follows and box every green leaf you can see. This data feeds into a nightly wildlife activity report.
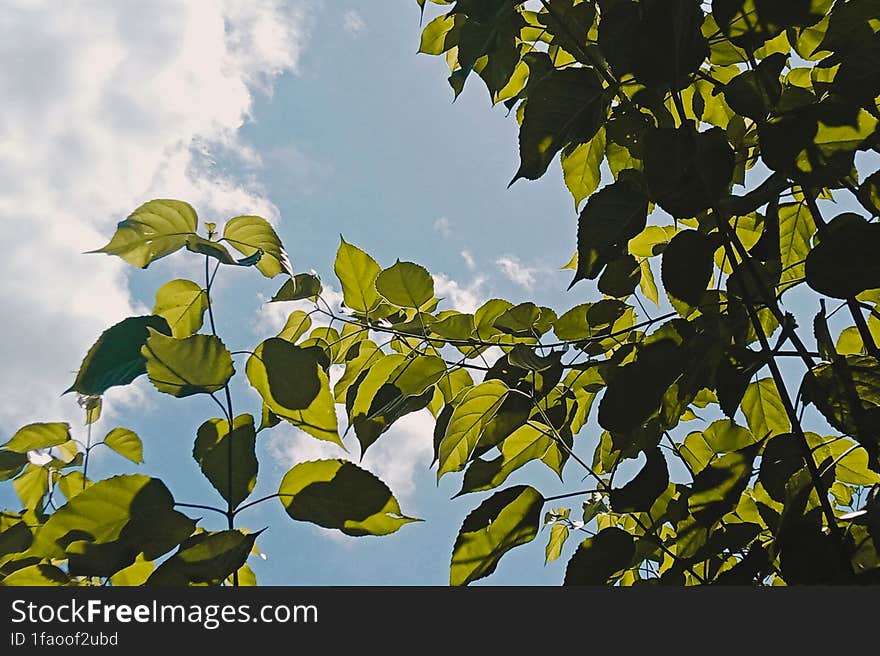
[610,447,669,513]
[183,235,239,265]
[2,564,70,586]
[562,128,606,210]
[334,237,382,314]
[13,464,48,510]
[376,261,435,308]
[0,451,28,481]
[67,315,172,396]
[572,171,649,284]
[89,199,197,268]
[545,523,569,564]
[438,380,509,479]
[450,485,543,586]
[419,13,461,55]
[152,279,208,338]
[278,459,419,536]
[247,339,341,446]
[458,423,555,495]
[778,202,816,293]
[103,428,144,464]
[661,230,714,306]
[193,415,257,507]
[110,553,154,586]
[270,273,323,302]
[644,125,734,219]
[275,310,313,343]
[148,530,260,585]
[3,423,70,453]
[141,330,234,398]
[741,378,790,439]
[223,215,291,278]
[680,419,757,473]
[564,527,635,585]
[805,213,880,299]
[513,60,606,183]
[598,254,641,299]
[689,441,763,524]
[599,0,707,92]
[31,475,195,567]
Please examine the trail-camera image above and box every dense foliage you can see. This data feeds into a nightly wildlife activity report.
[2,0,880,586]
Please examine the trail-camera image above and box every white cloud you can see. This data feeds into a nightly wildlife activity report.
[342,9,366,35]
[432,217,452,237]
[254,281,345,335]
[460,250,476,270]
[0,0,309,431]
[496,255,539,290]
[433,273,486,314]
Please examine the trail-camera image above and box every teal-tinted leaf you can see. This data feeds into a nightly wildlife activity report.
[376,261,434,308]
[0,451,28,481]
[89,199,197,268]
[3,423,70,453]
[564,527,635,585]
[513,61,606,183]
[661,230,714,306]
[805,213,880,299]
[334,238,381,314]
[644,125,734,219]
[450,485,543,586]
[270,273,323,302]
[689,441,763,524]
[610,447,669,512]
[147,530,260,586]
[572,171,649,284]
[278,459,419,536]
[103,428,144,464]
[67,315,171,396]
[193,415,257,507]
[141,330,234,398]
[223,215,291,278]
[438,380,509,479]
[152,279,208,338]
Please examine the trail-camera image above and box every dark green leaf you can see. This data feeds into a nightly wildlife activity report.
[450,485,543,586]
[0,451,28,481]
[270,273,323,302]
[805,213,880,299]
[148,530,260,586]
[193,415,258,507]
[278,459,419,536]
[67,315,171,396]
[598,254,640,298]
[610,447,669,513]
[689,441,763,524]
[661,230,714,306]
[564,527,635,585]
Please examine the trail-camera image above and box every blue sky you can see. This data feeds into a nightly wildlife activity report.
[0,0,591,585]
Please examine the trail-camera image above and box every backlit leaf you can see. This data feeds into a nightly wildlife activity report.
[141,330,234,398]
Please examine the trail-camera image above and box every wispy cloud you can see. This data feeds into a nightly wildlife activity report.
[342,9,366,35]
[495,255,539,290]
[433,273,486,314]
[461,250,476,270]
[433,217,452,237]
[0,0,310,430]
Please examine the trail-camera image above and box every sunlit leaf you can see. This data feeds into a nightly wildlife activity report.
[223,215,291,278]
[103,428,143,464]
[141,330,234,398]
[3,423,70,453]
[193,415,257,507]
[152,279,208,338]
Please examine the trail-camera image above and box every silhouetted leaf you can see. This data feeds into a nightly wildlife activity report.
[661,230,714,306]
[610,447,669,512]
[450,485,543,586]
[564,527,635,585]
[193,415,257,507]
[689,441,763,524]
[805,213,880,299]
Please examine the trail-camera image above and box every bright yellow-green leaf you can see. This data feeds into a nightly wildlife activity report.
[152,279,208,338]
[278,459,419,536]
[419,13,459,54]
[223,215,291,278]
[3,422,70,453]
[333,341,382,402]
[837,326,864,355]
[628,225,678,258]
[57,471,91,501]
[459,423,554,494]
[334,238,382,314]
[778,202,815,293]
[141,330,234,398]
[438,380,509,479]
[103,427,144,464]
[742,378,790,439]
[545,523,569,564]
[562,128,606,210]
[89,199,197,268]
[13,464,48,510]
[451,485,543,586]
[376,261,435,309]
[276,310,312,343]
[110,553,154,586]
[2,564,70,586]
[84,397,102,425]
[638,259,659,305]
